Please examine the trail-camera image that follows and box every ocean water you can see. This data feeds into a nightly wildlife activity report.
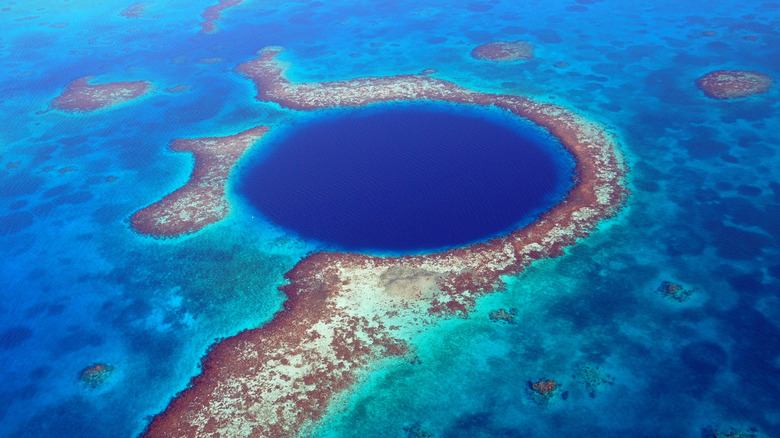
[0,0,778,437]
[235,103,573,254]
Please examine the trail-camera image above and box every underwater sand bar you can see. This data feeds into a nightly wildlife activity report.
[130,126,269,238]
[142,47,629,437]
[51,76,152,113]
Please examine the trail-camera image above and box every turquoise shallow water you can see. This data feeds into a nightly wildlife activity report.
[1,0,779,437]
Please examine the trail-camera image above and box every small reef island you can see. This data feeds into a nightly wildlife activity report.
[696,70,773,99]
[138,47,629,437]
[51,76,152,113]
[471,40,534,62]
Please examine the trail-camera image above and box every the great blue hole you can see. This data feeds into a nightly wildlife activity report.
[236,103,575,254]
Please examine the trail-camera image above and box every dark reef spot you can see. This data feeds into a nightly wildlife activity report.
[464,30,493,42]
[591,63,623,75]
[55,330,105,355]
[466,2,494,12]
[25,302,66,318]
[662,37,691,48]
[736,185,761,197]
[8,398,115,438]
[624,44,659,60]
[720,154,738,163]
[8,200,26,210]
[444,411,522,437]
[288,11,316,25]
[92,203,127,226]
[644,69,690,105]
[29,365,51,379]
[0,212,34,236]
[426,36,447,44]
[720,101,774,124]
[711,226,767,260]
[58,135,89,147]
[43,184,71,198]
[715,181,732,191]
[703,41,733,53]
[680,137,730,159]
[0,326,33,349]
[599,102,622,112]
[31,202,55,217]
[501,25,527,35]
[53,191,93,205]
[164,91,225,124]
[0,174,45,197]
[664,226,707,256]
[530,28,562,43]
[582,82,604,91]
[679,341,727,396]
[727,306,780,395]
[728,273,765,295]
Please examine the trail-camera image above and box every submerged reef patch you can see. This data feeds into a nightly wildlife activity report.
[79,363,114,388]
[120,2,152,18]
[530,379,558,396]
[199,0,243,34]
[142,47,629,437]
[471,40,534,61]
[696,70,773,99]
[656,280,693,302]
[51,76,152,113]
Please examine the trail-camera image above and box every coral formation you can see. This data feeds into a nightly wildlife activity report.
[51,77,152,113]
[130,126,269,238]
[471,40,534,61]
[199,0,243,34]
[657,281,692,302]
[120,2,152,18]
[696,70,773,99]
[79,363,114,388]
[488,308,518,323]
[576,364,614,396]
[531,379,558,396]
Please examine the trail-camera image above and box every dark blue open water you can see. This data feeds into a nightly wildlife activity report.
[237,104,573,253]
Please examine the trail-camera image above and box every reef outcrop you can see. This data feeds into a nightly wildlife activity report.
[471,40,534,61]
[51,76,152,113]
[199,0,243,34]
[79,363,114,388]
[530,379,558,396]
[130,126,269,238]
[656,281,692,302]
[696,70,773,99]
[489,308,518,324]
[120,2,152,18]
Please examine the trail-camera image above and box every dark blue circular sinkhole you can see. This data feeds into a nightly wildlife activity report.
[237,103,574,254]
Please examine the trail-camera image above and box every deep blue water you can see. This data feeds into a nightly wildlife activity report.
[237,104,573,253]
